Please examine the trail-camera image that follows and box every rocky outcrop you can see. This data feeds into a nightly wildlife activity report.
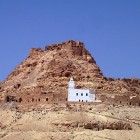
[0,40,140,104]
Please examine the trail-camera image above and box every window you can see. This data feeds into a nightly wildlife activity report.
[82,100,83,102]
[19,98,22,103]
[86,93,88,96]
[76,93,78,96]
[46,98,48,101]
[79,99,80,102]
[6,96,10,102]
[81,93,83,96]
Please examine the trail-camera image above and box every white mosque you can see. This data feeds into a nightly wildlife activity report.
[68,78,96,102]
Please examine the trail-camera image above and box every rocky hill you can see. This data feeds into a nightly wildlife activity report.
[0,40,140,103]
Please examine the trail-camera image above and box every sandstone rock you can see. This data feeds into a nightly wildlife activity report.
[0,40,140,104]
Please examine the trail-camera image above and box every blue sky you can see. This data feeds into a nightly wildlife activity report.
[0,0,140,81]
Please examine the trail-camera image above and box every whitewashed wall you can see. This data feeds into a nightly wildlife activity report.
[68,77,96,102]
[68,88,96,102]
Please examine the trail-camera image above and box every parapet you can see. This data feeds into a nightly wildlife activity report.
[30,48,43,56]
[45,40,84,51]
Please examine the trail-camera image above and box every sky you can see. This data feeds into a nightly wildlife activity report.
[0,0,140,81]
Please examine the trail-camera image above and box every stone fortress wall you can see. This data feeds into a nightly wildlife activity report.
[30,40,96,64]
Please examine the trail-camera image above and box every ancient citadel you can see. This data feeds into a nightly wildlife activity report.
[0,40,140,109]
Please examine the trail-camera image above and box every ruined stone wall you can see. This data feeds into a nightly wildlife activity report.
[101,94,140,106]
[2,91,140,107]
[3,89,67,105]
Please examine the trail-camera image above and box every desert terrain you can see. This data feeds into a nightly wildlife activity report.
[0,103,140,140]
[0,40,140,140]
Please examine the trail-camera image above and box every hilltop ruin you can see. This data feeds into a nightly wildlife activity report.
[0,40,140,109]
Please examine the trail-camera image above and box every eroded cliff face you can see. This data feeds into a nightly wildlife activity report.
[0,40,140,103]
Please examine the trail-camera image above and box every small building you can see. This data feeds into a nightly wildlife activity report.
[68,78,96,102]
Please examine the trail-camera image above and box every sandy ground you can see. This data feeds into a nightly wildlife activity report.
[0,104,140,140]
